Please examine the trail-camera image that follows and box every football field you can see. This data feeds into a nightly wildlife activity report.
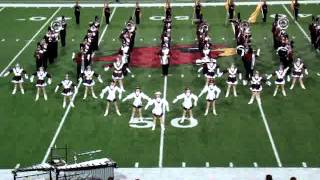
[0,1,320,171]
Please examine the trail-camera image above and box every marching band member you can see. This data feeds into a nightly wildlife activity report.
[290,58,308,90]
[55,74,76,108]
[104,1,111,24]
[100,80,122,116]
[145,91,169,131]
[74,0,81,25]
[30,67,52,101]
[135,1,141,25]
[269,65,290,96]
[160,47,170,76]
[81,66,103,100]
[172,88,198,123]
[248,71,270,104]
[225,63,242,97]
[3,64,28,95]
[261,0,268,23]
[198,80,221,116]
[60,16,67,47]
[104,57,132,91]
[122,87,151,123]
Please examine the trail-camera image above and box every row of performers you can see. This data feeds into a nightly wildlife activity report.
[159,5,172,76]
[4,54,308,109]
[34,16,67,70]
[309,16,320,50]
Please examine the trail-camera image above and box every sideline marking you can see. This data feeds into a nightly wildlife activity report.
[282,4,311,43]
[0,7,61,77]
[41,7,117,164]
[258,102,282,167]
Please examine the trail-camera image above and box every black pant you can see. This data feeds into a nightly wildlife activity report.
[162,64,169,76]
[60,30,66,47]
[135,15,140,24]
[76,63,81,80]
[294,9,299,21]
[75,13,80,24]
[243,59,253,80]
[229,10,234,20]
[105,14,110,24]
[262,11,267,22]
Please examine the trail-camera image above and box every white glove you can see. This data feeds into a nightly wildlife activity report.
[98,76,103,83]
[266,81,272,86]
[104,66,110,71]
[24,74,29,79]
[239,73,242,80]
[305,69,309,76]
[54,86,59,93]
[48,78,52,85]
[266,74,273,80]
[3,71,10,77]
[30,76,34,83]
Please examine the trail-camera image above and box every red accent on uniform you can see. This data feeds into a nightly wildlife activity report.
[94,44,226,68]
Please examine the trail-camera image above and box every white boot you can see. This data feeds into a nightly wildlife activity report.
[248,97,254,104]
[20,88,25,95]
[63,101,66,109]
[12,87,17,95]
[213,109,217,116]
[204,109,208,116]
[92,92,97,99]
[44,93,48,101]
[116,110,121,116]
[282,90,287,96]
[83,94,87,100]
[180,116,185,123]
[152,124,156,131]
[225,89,230,98]
[104,109,109,117]
[35,94,39,101]
[70,101,75,108]
[273,89,278,97]
[287,75,291,82]
[233,89,238,97]
[161,124,165,131]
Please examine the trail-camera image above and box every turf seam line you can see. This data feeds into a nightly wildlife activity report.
[0,7,61,77]
[158,76,167,167]
[41,7,117,164]
[1,1,320,8]
[282,4,311,43]
[257,102,282,167]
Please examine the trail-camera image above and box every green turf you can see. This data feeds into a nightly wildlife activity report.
[0,4,319,169]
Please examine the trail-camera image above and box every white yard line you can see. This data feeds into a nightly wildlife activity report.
[0,7,61,77]
[159,76,167,167]
[257,102,282,167]
[1,1,320,8]
[41,7,117,164]
[0,7,5,12]
[282,4,311,43]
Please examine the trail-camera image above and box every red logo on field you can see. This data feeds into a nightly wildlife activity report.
[94,44,235,68]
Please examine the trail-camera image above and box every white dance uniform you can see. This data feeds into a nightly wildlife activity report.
[101,85,122,102]
[147,98,169,117]
[10,68,26,84]
[174,93,198,110]
[227,67,239,85]
[82,70,98,87]
[112,62,125,80]
[34,71,50,87]
[123,92,150,108]
[200,85,221,102]
[205,62,218,79]
[59,79,74,96]
[250,76,263,92]
[275,69,287,85]
[292,62,307,78]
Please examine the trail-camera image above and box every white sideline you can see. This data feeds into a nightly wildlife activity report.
[159,76,167,167]
[41,7,117,164]
[282,4,312,43]
[0,7,5,12]
[1,1,320,8]
[258,102,282,167]
[0,7,61,77]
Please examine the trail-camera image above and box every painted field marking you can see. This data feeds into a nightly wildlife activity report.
[253,162,258,167]
[1,38,5,42]
[257,102,282,167]
[0,7,61,77]
[148,74,151,78]
[302,162,307,167]
[229,162,234,167]
[134,162,139,168]
[158,75,167,167]
[181,74,184,78]
[41,7,118,164]
[0,7,5,12]
[205,162,210,167]
[282,4,311,43]
[182,162,186,167]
